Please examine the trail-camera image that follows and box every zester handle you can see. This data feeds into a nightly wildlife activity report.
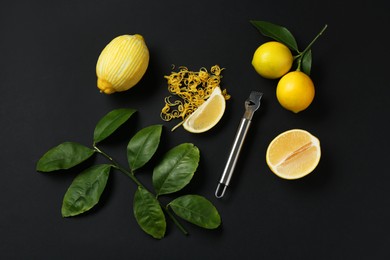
[215,118,251,198]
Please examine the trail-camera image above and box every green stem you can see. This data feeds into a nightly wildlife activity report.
[294,24,328,71]
[296,58,303,72]
[301,24,328,56]
[93,143,143,187]
[164,206,189,235]
[92,142,189,235]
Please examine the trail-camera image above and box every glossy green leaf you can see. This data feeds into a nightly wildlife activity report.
[250,20,299,52]
[133,187,166,239]
[61,164,111,217]
[169,195,221,229]
[36,142,95,172]
[127,125,162,172]
[153,143,199,196]
[93,108,136,143]
[301,49,312,75]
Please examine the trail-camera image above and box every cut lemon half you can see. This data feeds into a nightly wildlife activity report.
[182,86,226,133]
[266,129,321,179]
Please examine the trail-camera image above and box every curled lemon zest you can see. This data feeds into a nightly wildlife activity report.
[160,65,230,125]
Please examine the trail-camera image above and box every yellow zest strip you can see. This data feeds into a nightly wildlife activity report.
[160,65,231,126]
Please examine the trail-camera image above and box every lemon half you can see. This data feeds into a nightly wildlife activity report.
[266,129,321,179]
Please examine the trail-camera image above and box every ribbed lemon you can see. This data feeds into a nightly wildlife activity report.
[96,34,149,94]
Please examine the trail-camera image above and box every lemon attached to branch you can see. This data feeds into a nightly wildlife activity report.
[250,21,327,112]
[251,41,293,79]
[276,71,315,113]
[96,34,149,94]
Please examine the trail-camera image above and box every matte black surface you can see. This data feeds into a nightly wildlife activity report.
[1,0,389,259]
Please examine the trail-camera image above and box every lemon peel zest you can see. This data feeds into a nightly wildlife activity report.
[160,65,230,130]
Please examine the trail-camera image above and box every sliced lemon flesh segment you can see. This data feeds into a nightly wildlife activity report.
[182,86,226,133]
[266,129,321,179]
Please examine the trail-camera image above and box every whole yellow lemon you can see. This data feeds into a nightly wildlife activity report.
[251,41,293,79]
[276,71,315,113]
[96,34,149,94]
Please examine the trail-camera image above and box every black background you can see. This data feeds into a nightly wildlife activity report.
[1,0,389,259]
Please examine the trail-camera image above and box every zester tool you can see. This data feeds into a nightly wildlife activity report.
[215,91,263,198]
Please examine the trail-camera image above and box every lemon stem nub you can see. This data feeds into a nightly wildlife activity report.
[97,78,116,94]
[296,59,302,72]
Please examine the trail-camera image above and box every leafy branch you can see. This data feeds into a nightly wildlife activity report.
[36,108,221,239]
[250,20,327,75]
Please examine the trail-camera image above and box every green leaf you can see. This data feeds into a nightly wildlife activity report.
[250,20,299,52]
[36,142,95,172]
[169,195,221,229]
[133,187,166,239]
[127,125,162,172]
[93,108,136,143]
[153,143,199,196]
[61,164,111,217]
[301,49,312,75]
